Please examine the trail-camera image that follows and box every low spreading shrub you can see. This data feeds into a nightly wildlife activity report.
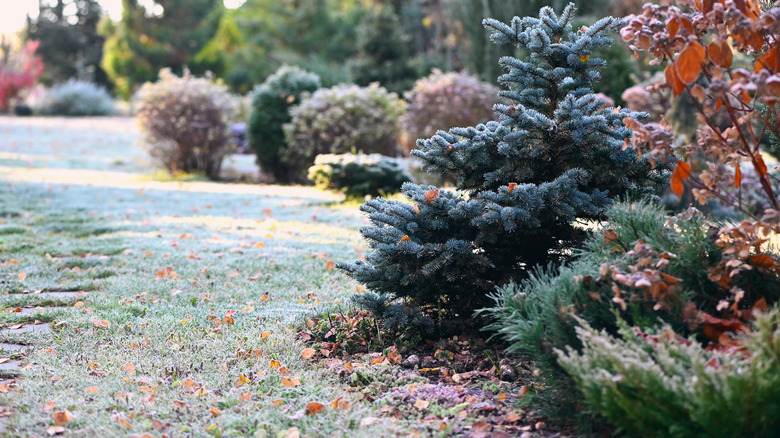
[34,79,114,116]
[283,84,405,183]
[307,153,411,198]
[248,65,321,183]
[400,71,499,156]
[135,69,237,179]
[557,311,780,438]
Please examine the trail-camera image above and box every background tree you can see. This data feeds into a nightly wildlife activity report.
[0,38,44,112]
[25,0,108,87]
[100,0,222,98]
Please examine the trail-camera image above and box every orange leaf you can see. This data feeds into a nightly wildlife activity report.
[400,235,411,243]
[44,401,57,412]
[261,331,271,339]
[747,254,777,268]
[756,47,780,73]
[666,18,679,39]
[210,408,222,416]
[665,65,685,96]
[671,172,685,198]
[305,402,324,415]
[325,261,335,272]
[755,153,768,177]
[271,399,284,406]
[677,42,705,84]
[708,38,733,68]
[282,377,301,388]
[278,366,291,376]
[301,348,316,359]
[370,357,385,365]
[53,410,76,426]
[235,373,251,387]
[91,319,110,328]
[18,272,27,281]
[224,316,236,325]
[754,297,769,312]
[735,163,742,188]
[507,182,518,192]
[603,229,620,246]
[239,392,251,401]
[424,189,439,202]
[85,386,99,394]
[269,360,280,369]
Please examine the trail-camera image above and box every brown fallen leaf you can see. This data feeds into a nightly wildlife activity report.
[47,426,65,436]
[305,402,324,415]
[53,410,76,426]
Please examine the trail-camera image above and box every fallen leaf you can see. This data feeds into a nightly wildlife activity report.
[325,261,335,272]
[210,408,222,416]
[301,348,316,359]
[91,319,110,328]
[239,392,251,401]
[47,426,65,436]
[305,402,324,415]
[53,410,76,426]
[18,272,27,281]
[173,400,187,408]
[236,374,251,387]
[85,386,99,394]
[414,399,429,410]
[271,399,284,406]
[124,363,136,375]
[44,401,57,412]
[282,377,301,388]
[261,331,271,339]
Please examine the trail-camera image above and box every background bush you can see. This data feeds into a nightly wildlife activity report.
[34,79,114,116]
[308,153,411,198]
[400,70,499,156]
[283,84,405,184]
[135,69,236,179]
[248,65,321,183]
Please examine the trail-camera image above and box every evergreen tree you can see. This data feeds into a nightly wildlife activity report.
[25,0,108,87]
[339,3,667,321]
[100,0,222,98]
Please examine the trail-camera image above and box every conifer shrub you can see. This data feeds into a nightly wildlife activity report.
[283,84,405,184]
[248,66,321,183]
[34,79,114,116]
[400,70,500,156]
[338,4,666,323]
[557,311,780,438]
[135,69,237,180]
[307,153,411,199]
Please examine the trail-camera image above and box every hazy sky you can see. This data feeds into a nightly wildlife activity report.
[0,0,246,38]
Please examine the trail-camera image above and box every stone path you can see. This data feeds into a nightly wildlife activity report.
[0,291,86,434]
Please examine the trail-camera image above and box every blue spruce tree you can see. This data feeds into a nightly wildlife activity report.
[339,4,667,324]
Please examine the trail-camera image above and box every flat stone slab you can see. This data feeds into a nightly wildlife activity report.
[0,344,26,352]
[10,291,89,301]
[2,323,50,335]
[0,360,20,372]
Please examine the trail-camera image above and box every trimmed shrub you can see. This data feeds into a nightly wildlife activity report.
[400,70,499,156]
[34,79,114,116]
[283,84,406,184]
[135,69,236,179]
[308,153,411,199]
[248,65,321,183]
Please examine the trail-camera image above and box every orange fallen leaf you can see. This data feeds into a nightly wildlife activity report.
[139,385,157,394]
[47,426,65,436]
[210,408,222,416]
[194,388,209,397]
[282,377,301,388]
[261,331,271,339]
[85,386,99,394]
[53,410,76,426]
[414,399,429,410]
[18,272,27,281]
[271,399,284,406]
[224,316,235,325]
[235,374,251,387]
[325,261,335,272]
[337,399,352,411]
[124,363,136,375]
[182,378,196,390]
[269,360,280,369]
[91,319,110,328]
[173,400,187,408]
[44,401,57,412]
[305,402,324,415]
[239,392,252,401]
[301,348,316,359]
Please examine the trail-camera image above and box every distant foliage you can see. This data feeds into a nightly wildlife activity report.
[135,69,236,179]
[349,5,421,94]
[308,153,411,198]
[283,84,405,184]
[248,66,321,183]
[400,71,499,156]
[0,40,43,112]
[34,79,114,116]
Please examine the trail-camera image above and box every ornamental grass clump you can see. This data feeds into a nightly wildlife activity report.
[339,4,666,324]
[135,69,237,179]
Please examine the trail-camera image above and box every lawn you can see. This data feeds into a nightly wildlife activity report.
[0,117,527,437]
